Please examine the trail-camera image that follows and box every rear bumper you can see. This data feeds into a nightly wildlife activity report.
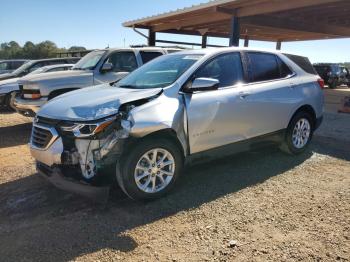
[37,162,110,203]
[14,96,48,116]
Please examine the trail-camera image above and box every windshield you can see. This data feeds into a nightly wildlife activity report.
[11,61,35,75]
[117,54,203,89]
[29,67,47,75]
[72,50,105,70]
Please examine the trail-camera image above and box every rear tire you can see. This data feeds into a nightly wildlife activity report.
[280,111,314,155]
[116,137,184,201]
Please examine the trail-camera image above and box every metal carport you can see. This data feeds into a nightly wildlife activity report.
[123,0,350,50]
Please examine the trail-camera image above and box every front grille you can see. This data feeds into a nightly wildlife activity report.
[31,126,53,149]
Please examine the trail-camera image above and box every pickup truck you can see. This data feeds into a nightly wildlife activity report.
[0,64,74,110]
[14,47,179,116]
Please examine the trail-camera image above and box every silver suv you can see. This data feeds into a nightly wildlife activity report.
[14,47,178,116]
[30,48,324,201]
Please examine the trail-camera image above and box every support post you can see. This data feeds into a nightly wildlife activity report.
[201,35,208,48]
[276,40,282,50]
[244,35,249,47]
[148,30,156,46]
[229,16,240,47]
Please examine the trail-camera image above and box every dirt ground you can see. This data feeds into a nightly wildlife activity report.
[0,91,349,261]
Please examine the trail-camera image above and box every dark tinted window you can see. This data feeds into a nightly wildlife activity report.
[277,57,293,78]
[247,52,280,82]
[0,62,10,70]
[285,54,317,75]
[28,62,47,72]
[195,52,243,88]
[104,52,138,72]
[140,51,163,64]
[11,61,25,69]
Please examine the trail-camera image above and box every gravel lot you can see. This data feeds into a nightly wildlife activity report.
[0,102,349,261]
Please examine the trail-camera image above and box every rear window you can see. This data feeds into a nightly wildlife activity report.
[247,52,281,82]
[140,51,163,64]
[284,54,317,75]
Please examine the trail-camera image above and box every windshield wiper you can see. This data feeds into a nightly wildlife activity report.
[118,84,138,89]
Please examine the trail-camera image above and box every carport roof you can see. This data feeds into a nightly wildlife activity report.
[123,0,350,42]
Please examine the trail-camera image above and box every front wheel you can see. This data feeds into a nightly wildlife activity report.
[4,92,16,111]
[280,112,314,155]
[116,137,184,200]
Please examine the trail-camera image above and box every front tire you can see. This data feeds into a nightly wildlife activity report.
[116,137,184,200]
[280,111,314,155]
[4,92,15,111]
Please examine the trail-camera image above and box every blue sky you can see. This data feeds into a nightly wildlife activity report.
[0,0,349,63]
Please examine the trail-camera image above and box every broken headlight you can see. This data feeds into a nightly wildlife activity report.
[60,117,116,138]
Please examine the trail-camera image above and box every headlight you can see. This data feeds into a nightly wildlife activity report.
[61,117,116,138]
[23,83,39,90]
[22,83,41,99]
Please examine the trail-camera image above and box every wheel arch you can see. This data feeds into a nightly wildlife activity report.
[48,88,80,100]
[126,128,187,158]
[289,104,317,128]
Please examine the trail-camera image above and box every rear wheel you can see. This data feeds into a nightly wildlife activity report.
[280,111,314,155]
[116,137,183,200]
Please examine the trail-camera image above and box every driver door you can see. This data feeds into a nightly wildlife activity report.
[94,51,139,84]
[184,52,249,154]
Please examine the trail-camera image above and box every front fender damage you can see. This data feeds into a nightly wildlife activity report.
[60,90,188,201]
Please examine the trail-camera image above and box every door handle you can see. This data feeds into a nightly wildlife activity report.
[239,92,250,99]
[290,83,296,89]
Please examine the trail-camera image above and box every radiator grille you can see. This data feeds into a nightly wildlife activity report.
[31,126,53,149]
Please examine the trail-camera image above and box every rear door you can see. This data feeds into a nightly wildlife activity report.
[241,51,298,136]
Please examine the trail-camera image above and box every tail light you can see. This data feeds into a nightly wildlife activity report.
[317,78,325,89]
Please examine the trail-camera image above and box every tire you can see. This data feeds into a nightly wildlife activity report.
[4,92,15,111]
[329,79,338,89]
[280,111,314,155]
[116,137,184,200]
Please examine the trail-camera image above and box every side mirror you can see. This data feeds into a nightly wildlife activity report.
[101,63,113,73]
[189,77,220,92]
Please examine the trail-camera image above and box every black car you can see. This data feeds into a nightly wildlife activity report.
[0,57,80,81]
[313,63,348,89]
[340,66,350,87]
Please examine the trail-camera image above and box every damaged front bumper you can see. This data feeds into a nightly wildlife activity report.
[30,119,128,201]
[14,96,48,117]
[37,162,110,202]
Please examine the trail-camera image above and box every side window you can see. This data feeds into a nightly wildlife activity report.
[11,61,24,69]
[47,67,66,72]
[28,62,44,72]
[140,51,163,64]
[277,57,293,78]
[247,52,281,82]
[0,62,8,70]
[195,52,243,88]
[104,52,138,72]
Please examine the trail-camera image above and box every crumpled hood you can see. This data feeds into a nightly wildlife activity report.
[19,70,92,83]
[38,84,162,121]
